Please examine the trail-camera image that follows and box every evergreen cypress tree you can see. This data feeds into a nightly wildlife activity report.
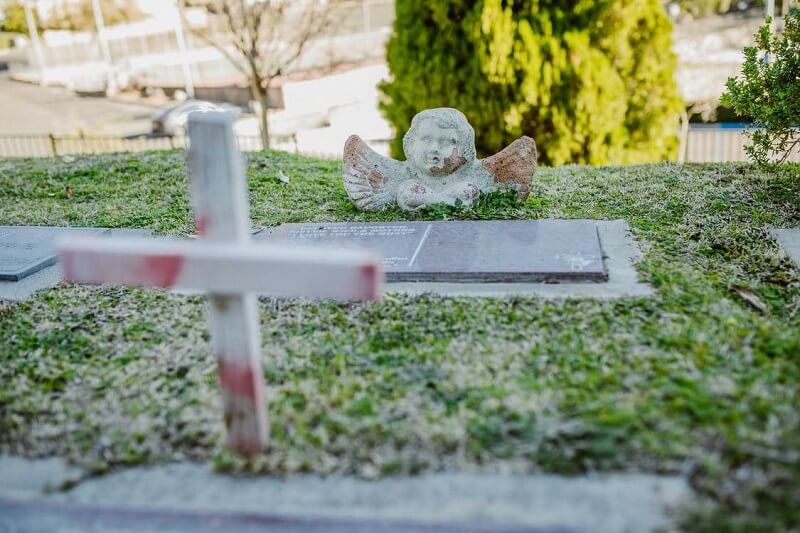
[380,0,683,166]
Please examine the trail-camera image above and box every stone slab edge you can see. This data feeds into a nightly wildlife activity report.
[0,229,153,302]
[387,220,654,298]
[0,228,111,282]
[0,458,690,533]
[0,497,562,533]
[772,228,800,267]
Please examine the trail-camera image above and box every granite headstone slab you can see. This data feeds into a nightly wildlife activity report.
[258,220,607,283]
[0,226,110,281]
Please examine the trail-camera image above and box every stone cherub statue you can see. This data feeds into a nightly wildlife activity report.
[343,108,537,211]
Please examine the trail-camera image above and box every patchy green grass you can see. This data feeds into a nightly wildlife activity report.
[0,150,799,530]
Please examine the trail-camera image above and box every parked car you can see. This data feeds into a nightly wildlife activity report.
[151,100,241,136]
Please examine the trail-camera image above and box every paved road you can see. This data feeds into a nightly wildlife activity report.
[0,74,155,136]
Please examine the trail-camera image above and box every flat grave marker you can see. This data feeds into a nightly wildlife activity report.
[0,226,109,281]
[259,220,607,283]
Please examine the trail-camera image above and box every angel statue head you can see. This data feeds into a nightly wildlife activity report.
[402,108,477,177]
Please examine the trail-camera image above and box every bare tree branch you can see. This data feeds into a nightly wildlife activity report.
[264,1,337,83]
[184,0,339,149]
[181,4,248,77]
[776,135,800,164]
[221,1,250,58]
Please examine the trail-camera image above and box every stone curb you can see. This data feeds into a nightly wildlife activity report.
[0,457,691,533]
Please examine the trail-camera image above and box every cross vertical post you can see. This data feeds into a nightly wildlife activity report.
[57,110,383,455]
[187,111,266,453]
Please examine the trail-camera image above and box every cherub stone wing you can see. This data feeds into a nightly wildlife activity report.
[342,135,405,210]
[481,136,537,201]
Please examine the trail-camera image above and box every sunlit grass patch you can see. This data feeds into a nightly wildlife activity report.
[0,151,799,529]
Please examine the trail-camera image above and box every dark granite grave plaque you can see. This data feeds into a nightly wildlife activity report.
[0,226,110,281]
[257,220,607,283]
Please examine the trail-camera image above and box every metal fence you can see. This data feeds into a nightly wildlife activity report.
[1,128,797,163]
[683,126,800,163]
[0,134,288,158]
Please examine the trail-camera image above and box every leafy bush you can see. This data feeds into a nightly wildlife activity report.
[722,9,800,164]
[0,2,31,34]
[380,0,684,166]
[0,0,142,34]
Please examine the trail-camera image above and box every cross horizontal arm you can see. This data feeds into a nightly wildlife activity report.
[58,236,383,300]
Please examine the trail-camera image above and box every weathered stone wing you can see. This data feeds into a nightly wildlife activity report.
[482,136,537,201]
[343,135,403,211]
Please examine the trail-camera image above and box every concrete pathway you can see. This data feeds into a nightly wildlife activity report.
[0,456,691,532]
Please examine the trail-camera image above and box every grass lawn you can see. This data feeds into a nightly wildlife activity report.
[1,150,799,530]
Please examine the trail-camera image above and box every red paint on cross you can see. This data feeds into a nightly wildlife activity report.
[217,357,267,453]
[140,255,184,288]
[195,215,209,236]
[59,249,79,283]
[217,358,260,399]
[227,434,264,455]
[360,263,382,300]
[60,249,183,289]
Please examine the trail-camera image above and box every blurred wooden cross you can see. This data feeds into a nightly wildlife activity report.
[57,111,383,454]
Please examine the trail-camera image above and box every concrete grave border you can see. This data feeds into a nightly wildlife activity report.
[0,456,690,533]
[772,228,800,268]
[2,222,655,302]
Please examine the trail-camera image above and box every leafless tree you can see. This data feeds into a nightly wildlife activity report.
[182,0,336,149]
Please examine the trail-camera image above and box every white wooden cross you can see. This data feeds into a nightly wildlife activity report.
[57,111,383,454]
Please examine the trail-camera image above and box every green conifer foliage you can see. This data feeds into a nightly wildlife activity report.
[380,0,684,166]
[722,9,800,165]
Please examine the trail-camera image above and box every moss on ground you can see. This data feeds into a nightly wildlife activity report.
[0,151,799,530]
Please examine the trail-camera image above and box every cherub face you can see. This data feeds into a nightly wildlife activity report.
[409,120,465,177]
